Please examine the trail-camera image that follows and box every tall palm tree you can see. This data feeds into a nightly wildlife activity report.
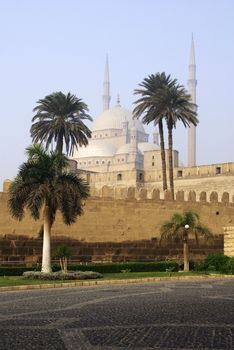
[30,91,93,156]
[8,144,89,273]
[160,211,213,271]
[133,73,176,191]
[156,84,198,199]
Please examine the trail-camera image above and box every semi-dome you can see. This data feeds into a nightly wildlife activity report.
[138,142,160,153]
[116,144,143,155]
[75,140,117,158]
[92,105,145,133]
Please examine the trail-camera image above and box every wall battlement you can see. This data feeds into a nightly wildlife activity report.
[90,186,234,206]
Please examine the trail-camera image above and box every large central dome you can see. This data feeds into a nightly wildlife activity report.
[92,105,145,133]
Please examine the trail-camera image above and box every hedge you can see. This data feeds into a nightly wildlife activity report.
[0,261,179,276]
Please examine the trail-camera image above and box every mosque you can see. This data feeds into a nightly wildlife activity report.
[70,38,234,198]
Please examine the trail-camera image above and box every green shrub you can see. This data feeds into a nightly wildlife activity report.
[0,267,36,276]
[22,271,103,280]
[0,261,179,276]
[219,257,234,274]
[203,254,230,272]
[53,261,179,274]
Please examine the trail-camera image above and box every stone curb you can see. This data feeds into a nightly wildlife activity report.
[0,274,234,292]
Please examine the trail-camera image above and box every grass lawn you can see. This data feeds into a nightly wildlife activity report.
[0,271,210,288]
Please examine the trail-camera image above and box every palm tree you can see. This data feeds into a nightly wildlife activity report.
[160,211,213,271]
[133,73,176,191]
[30,91,93,156]
[156,84,198,199]
[133,73,198,199]
[8,144,89,273]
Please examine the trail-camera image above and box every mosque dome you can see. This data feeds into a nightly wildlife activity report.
[138,142,160,153]
[76,140,117,158]
[92,105,145,133]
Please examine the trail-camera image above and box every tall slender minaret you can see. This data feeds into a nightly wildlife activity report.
[187,34,197,167]
[102,55,111,111]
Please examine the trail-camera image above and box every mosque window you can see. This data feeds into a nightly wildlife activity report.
[139,173,143,181]
[115,133,117,136]
[117,173,122,181]
[105,133,108,137]
[216,167,222,175]
[122,158,124,162]
[88,161,91,164]
[152,162,154,166]
[79,162,82,165]
[100,134,102,138]
[96,160,99,164]
[177,170,183,177]
[152,155,154,160]
[102,160,105,164]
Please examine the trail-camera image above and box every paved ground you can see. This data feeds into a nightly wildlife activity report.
[0,278,233,350]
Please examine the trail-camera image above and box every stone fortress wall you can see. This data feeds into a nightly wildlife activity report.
[0,184,234,264]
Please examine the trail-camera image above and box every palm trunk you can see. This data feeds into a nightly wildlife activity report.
[56,132,63,154]
[168,123,174,200]
[183,238,189,272]
[41,205,52,273]
[158,120,167,191]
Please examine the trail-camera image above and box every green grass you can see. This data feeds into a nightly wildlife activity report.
[0,271,209,288]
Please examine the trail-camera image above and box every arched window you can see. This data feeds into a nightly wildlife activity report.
[117,173,122,181]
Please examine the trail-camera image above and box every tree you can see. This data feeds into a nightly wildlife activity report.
[8,144,89,273]
[30,91,93,156]
[133,73,198,199]
[160,211,213,271]
[133,73,175,191]
[54,245,72,273]
[155,84,198,199]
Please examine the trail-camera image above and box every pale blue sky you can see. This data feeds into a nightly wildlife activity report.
[0,0,233,188]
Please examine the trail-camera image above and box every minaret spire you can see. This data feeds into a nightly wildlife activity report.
[187,34,197,167]
[102,54,111,111]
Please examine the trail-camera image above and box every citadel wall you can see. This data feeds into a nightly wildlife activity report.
[0,187,233,264]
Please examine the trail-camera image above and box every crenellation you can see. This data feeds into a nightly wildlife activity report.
[199,191,207,202]
[222,192,229,204]
[210,191,218,203]
[176,190,185,201]
[188,190,196,202]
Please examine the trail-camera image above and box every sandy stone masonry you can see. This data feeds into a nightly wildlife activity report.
[224,226,234,257]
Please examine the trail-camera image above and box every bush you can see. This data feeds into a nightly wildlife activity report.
[52,261,179,274]
[219,257,234,274]
[0,261,179,276]
[0,267,36,276]
[180,260,195,271]
[22,271,103,280]
[203,254,230,272]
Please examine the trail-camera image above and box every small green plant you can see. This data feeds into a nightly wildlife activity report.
[121,269,131,273]
[165,266,175,276]
[54,245,72,273]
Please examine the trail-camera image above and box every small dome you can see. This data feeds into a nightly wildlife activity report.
[74,140,117,158]
[116,144,143,155]
[92,105,145,133]
[138,142,160,153]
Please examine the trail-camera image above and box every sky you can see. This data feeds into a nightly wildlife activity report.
[0,0,233,189]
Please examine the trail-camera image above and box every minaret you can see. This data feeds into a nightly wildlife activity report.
[102,55,111,111]
[187,34,197,167]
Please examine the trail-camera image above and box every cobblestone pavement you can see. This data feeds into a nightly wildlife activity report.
[0,278,234,349]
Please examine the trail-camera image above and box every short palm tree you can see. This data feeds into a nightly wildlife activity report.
[133,73,176,191]
[8,144,89,273]
[30,91,93,156]
[160,211,213,271]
